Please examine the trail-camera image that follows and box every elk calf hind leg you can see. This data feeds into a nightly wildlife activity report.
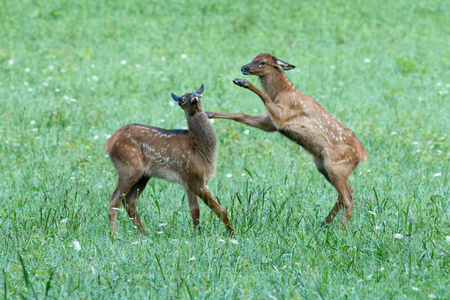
[123,177,150,236]
[324,200,343,225]
[323,162,354,226]
[109,171,141,234]
[109,188,122,234]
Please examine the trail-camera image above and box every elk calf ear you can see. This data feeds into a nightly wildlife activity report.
[196,84,204,96]
[171,93,181,103]
[275,59,295,71]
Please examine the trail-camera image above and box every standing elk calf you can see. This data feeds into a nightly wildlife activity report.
[105,84,234,236]
[207,53,367,225]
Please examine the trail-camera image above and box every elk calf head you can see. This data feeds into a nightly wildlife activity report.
[171,84,205,115]
[241,53,295,76]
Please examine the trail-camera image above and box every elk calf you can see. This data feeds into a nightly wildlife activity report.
[105,84,234,236]
[207,53,367,225]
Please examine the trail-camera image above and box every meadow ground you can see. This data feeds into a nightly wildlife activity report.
[0,0,449,298]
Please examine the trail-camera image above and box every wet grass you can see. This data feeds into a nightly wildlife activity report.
[0,0,449,298]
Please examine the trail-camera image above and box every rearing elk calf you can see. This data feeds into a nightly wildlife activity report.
[105,84,234,236]
[207,53,367,225]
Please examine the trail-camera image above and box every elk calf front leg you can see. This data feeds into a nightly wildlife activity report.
[186,188,200,231]
[193,186,234,236]
[206,111,277,132]
[233,78,287,128]
[233,78,273,105]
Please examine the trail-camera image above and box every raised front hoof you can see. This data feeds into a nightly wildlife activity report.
[233,78,249,88]
[205,111,216,118]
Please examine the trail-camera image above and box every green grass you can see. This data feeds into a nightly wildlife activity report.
[1,0,449,298]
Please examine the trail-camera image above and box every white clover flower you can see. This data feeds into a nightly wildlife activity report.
[244,129,250,135]
[438,89,448,95]
[189,256,196,261]
[390,131,397,135]
[159,223,167,227]
[60,68,66,73]
[121,60,127,65]
[73,241,81,251]
[394,233,403,239]
[92,75,98,81]
[168,101,175,107]
[180,54,188,59]
[445,236,450,244]
[218,239,225,243]
[30,120,36,125]
[226,174,232,178]
[25,68,30,73]
[43,82,48,86]
[229,239,239,244]
[60,219,67,224]
[364,58,371,63]
[434,173,442,177]
[8,60,14,65]
[412,287,420,291]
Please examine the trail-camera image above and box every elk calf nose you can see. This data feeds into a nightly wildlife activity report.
[241,66,249,73]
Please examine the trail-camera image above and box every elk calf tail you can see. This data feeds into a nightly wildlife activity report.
[358,143,369,163]
[104,134,117,155]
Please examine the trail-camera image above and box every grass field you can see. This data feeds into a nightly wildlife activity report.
[1,0,449,298]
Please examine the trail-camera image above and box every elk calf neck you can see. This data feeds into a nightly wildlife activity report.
[207,53,367,225]
[105,84,234,236]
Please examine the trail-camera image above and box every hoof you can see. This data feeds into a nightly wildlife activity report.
[233,78,249,88]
